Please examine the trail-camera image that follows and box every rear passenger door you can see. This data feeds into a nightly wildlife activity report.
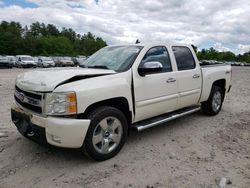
[172,46,202,109]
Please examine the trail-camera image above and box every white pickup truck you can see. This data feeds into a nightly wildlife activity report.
[11,43,232,160]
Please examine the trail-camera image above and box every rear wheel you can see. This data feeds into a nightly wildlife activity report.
[83,106,128,161]
[201,86,224,115]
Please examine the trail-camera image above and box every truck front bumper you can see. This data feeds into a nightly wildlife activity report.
[11,105,90,148]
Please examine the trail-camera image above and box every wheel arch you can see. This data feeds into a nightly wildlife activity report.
[212,79,226,100]
[79,97,132,131]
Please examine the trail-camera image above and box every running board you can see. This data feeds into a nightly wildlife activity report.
[133,106,200,132]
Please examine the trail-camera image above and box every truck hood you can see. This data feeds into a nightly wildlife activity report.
[16,67,116,92]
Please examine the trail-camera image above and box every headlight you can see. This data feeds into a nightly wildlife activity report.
[45,92,77,115]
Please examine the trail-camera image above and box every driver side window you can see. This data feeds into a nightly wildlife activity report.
[141,46,172,72]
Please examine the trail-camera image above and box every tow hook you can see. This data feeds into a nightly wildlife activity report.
[27,131,35,137]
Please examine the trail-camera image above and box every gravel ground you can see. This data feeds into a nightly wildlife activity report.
[0,67,249,188]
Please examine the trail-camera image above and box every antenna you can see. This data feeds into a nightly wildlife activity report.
[135,39,140,44]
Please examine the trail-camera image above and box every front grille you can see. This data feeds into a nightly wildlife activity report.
[15,86,41,100]
[14,86,43,114]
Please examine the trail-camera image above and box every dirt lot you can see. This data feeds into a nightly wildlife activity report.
[0,67,249,188]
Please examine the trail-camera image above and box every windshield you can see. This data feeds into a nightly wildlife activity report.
[21,56,34,61]
[84,45,143,72]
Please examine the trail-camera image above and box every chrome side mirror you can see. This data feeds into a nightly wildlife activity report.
[138,61,163,76]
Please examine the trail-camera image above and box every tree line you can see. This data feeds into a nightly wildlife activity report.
[0,21,107,56]
[193,46,250,63]
[0,21,250,63]
[193,45,250,63]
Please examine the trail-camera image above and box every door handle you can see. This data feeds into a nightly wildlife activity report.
[193,74,200,78]
[166,78,176,83]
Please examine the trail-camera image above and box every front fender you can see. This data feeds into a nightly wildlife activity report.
[54,71,133,114]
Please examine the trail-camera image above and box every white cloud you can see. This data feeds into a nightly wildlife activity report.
[237,44,250,54]
[0,0,250,53]
[213,43,231,52]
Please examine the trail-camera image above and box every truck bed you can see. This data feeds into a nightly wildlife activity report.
[200,62,226,67]
[199,64,231,103]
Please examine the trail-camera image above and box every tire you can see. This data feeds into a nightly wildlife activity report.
[83,106,128,161]
[201,86,224,116]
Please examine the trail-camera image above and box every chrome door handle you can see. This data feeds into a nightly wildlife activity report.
[166,78,176,83]
[193,74,200,78]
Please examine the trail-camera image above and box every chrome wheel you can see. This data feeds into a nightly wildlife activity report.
[92,116,123,154]
[212,91,222,112]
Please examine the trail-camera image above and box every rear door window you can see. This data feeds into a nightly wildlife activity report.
[172,46,196,71]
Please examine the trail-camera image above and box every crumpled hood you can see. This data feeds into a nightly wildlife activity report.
[16,67,116,92]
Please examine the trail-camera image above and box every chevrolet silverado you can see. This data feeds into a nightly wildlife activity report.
[11,43,232,160]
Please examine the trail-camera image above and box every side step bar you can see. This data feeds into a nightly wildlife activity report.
[133,106,200,131]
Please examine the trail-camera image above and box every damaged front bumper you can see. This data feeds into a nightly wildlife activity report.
[11,104,90,148]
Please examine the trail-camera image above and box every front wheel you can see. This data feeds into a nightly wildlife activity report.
[201,86,224,115]
[83,106,128,161]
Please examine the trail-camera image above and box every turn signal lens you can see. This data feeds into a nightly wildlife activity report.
[68,92,76,102]
[68,92,77,113]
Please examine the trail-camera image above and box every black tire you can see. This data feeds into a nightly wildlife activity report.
[201,86,224,116]
[83,106,128,161]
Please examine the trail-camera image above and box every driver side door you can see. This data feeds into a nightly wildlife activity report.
[133,46,178,122]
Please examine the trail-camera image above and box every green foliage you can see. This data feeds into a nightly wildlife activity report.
[196,47,250,63]
[0,21,107,56]
[0,21,24,55]
[237,52,250,63]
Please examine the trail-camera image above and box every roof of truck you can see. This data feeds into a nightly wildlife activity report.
[108,43,192,48]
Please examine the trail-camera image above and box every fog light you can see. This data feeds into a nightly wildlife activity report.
[51,135,61,143]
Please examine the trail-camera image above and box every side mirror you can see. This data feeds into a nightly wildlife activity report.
[138,61,163,76]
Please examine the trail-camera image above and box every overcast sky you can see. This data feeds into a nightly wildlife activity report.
[0,0,250,54]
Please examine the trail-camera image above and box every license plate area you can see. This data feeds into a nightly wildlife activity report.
[11,109,31,135]
[11,108,47,144]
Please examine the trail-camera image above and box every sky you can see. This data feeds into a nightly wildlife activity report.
[0,0,250,54]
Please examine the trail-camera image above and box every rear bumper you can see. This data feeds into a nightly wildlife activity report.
[11,104,90,148]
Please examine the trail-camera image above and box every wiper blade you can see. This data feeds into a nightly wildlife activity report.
[87,65,110,70]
